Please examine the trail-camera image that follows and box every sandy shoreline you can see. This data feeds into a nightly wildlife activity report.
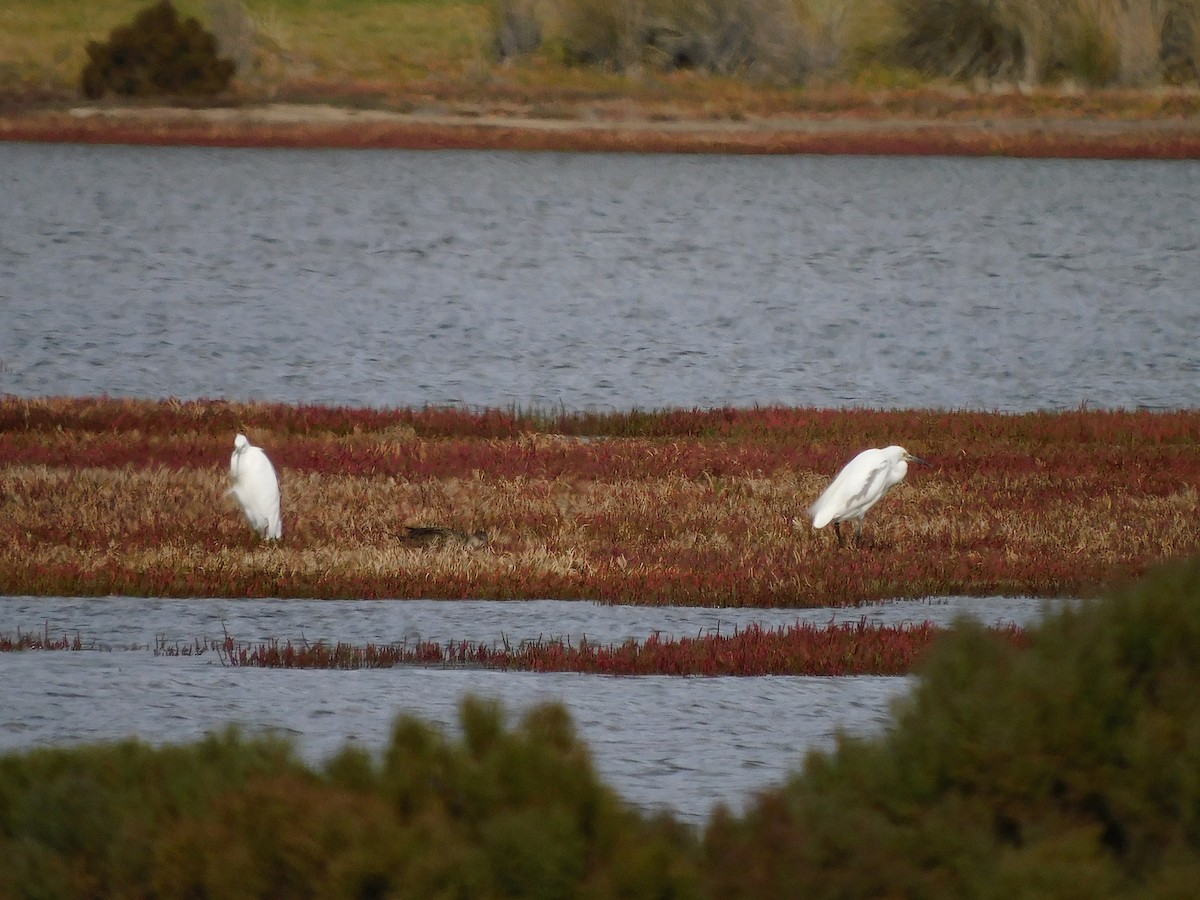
[4,102,1200,156]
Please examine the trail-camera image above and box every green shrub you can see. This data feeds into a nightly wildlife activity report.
[702,555,1200,898]
[80,0,235,100]
[0,698,702,899]
[0,728,301,898]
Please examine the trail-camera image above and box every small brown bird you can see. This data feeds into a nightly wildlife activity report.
[400,525,489,550]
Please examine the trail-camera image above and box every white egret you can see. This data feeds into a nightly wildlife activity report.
[808,445,929,547]
[228,433,282,540]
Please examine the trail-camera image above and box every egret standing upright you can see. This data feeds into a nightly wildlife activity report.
[808,445,929,547]
[228,433,282,540]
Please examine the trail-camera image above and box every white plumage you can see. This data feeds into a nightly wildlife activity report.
[227,433,282,540]
[808,445,928,546]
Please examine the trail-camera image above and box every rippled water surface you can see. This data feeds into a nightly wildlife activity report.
[3,144,1197,410]
[0,595,1071,823]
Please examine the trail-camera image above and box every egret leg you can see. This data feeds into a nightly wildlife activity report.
[854,519,865,549]
[833,521,845,547]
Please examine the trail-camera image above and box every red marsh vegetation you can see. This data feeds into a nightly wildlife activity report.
[2,397,1198,606]
[0,625,89,651]
[206,619,1029,676]
[1,619,1026,676]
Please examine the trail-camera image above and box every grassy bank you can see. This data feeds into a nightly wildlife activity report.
[2,0,1199,121]
[2,397,1198,605]
[5,1,1200,156]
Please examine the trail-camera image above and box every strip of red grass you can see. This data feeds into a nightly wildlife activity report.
[201,624,1027,681]
[5,620,987,675]
[4,620,1024,676]
[153,620,1027,676]
[0,626,88,651]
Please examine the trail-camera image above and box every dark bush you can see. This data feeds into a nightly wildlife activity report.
[80,0,235,100]
[0,697,702,899]
[702,555,1200,898]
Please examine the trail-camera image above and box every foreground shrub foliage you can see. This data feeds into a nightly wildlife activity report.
[6,558,1200,896]
[0,697,701,899]
[1,397,1198,605]
[704,555,1200,897]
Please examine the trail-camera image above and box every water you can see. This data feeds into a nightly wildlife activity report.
[2,144,1197,411]
[0,594,1058,649]
[0,595,1068,824]
[3,652,910,825]
[0,142,1177,822]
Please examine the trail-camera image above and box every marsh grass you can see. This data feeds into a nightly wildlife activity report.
[3,0,1197,121]
[0,617,1008,675]
[2,398,1198,605]
[0,625,88,651]
[210,618,1026,674]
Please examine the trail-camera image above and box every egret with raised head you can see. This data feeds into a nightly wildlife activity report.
[808,445,929,547]
[228,433,282,540]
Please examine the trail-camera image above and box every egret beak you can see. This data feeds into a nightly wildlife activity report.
[906,453,932,467]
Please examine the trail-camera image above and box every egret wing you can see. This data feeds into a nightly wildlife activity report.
[809,448,889,528]
[233,447,282,538]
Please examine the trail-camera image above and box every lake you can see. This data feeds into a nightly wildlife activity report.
[2,144,1197,410]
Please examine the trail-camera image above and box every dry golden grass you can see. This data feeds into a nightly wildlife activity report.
[3,398,1198,604]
